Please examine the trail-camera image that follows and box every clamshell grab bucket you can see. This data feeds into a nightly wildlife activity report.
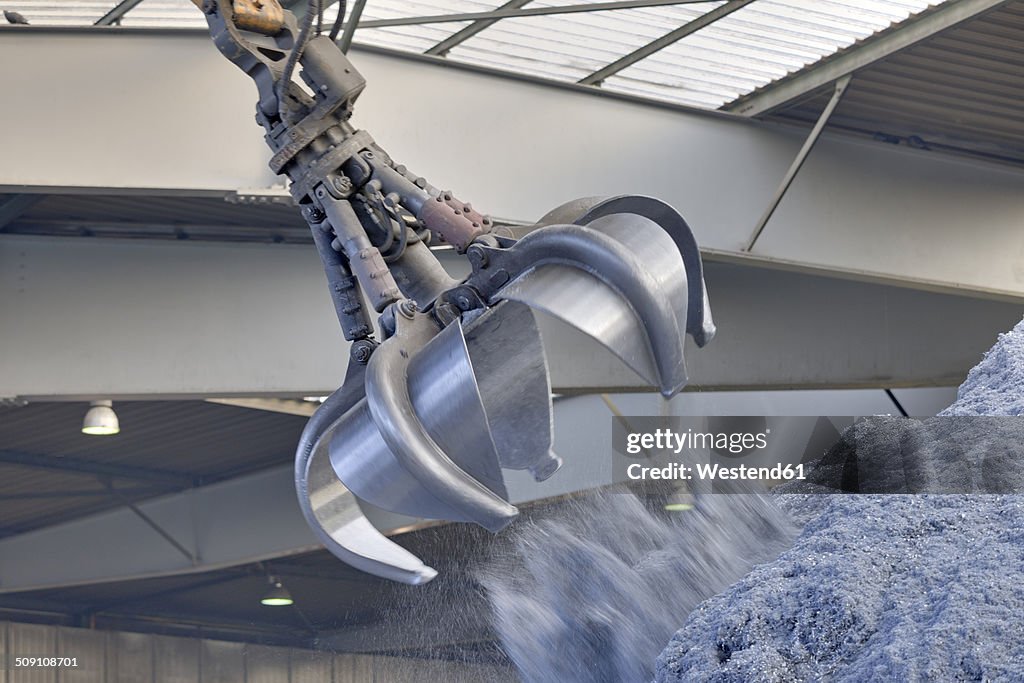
[198,0,717,587]
[294,196,714,584]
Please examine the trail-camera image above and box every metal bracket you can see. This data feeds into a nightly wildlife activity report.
[744,75,851,252]
[101,478,199,566]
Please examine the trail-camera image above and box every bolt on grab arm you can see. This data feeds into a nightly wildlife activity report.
[200,0,716,584]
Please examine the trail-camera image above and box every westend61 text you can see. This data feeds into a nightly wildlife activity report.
[626,462,807,481]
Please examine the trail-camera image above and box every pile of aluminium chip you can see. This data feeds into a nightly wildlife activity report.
[656,318,1024,682]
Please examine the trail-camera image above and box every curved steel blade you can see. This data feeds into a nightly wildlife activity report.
[482,197,714,397]
[303,438,438,584]
[498,265,659,388]
[487,223,687,396]
[327,310,517,531]
[465,301,561,481]
[536,195,715,347]
[295,365,438,585]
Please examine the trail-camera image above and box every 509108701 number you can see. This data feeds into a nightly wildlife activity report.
[14,657,79,667]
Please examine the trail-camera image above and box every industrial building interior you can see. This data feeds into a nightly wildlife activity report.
[1,0,1023,681]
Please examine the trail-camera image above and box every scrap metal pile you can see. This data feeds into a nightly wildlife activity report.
[657,319,1024,682]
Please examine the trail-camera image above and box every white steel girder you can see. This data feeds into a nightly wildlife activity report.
[1,234,1021,399]
[0,29,1022,300]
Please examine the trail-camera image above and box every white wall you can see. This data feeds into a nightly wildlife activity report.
[0,621,515,683]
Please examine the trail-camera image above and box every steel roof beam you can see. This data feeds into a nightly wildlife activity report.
[337,0,366,52]
[106,480,199,565]
[0,194,43,231]
[95,0,146,26]
[725,0,1014,117]
[426,0,534,57]
[0,487,163,501]
[361,0,717,29]
[579,0,755,85]
[5,234,1021,399]
[0,465,397,594]
[0,449,196,487]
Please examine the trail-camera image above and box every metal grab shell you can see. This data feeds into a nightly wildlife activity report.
[302,438,438,584]
[487,197,715,397]
[326,313,515,531]
[490,224,688,396]
[322,303,558,513]
[295,364,438,585]
[464,301,560,481]
[536,195,716,347]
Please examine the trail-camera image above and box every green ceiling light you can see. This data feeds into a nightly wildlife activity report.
[82,400,120,436]
[260,577,294,607]
[664,503,695,512]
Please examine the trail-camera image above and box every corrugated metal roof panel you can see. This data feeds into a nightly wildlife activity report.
[350,0,497,53]
[767,1,1024,166]
[447,1,726,83]
[0,401,307,535]
[3,1,115,24]
[9,3,1016,162]
[118,0,208,27]
[602,0,943,108]
[0,402,303,473]
[4,1,953,110]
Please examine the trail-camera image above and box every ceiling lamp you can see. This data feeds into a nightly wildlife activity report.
[260,576,294,607]
[82,400,120,436]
